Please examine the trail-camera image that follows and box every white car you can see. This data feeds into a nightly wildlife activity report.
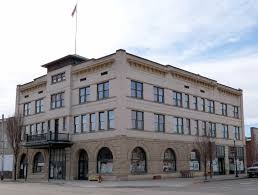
[247,162,258,177]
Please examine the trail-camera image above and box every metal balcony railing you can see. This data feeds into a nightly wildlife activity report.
[25,132,70,143]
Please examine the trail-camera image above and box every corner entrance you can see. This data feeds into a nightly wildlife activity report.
[78,150,88,180]
[49,148,66,180]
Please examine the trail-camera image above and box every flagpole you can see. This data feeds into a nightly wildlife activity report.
[75,0,78,55]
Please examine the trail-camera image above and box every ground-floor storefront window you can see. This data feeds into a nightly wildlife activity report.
[49,149,66,179]
[33,152,44,173]
[78,150,88,180]
[163,148,176,172]
[19,154,27,178]
[97,147,113,174]
[130,147,147,174]
[189,149,200,171]
[229,146,245,174]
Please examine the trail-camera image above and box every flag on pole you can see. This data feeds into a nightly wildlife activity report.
[71,4,77,17]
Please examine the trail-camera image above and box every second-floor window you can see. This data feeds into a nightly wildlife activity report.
[90,113,96,131]
[154,86,164,103]
[52,72,65,84]
[172,91,182,107]
[97,81,109,100]
[131,80,143,99]
[222,124,229,139]
[233,106,239,118]
[24,102,32,116]
[234,126,240,140]
[108,110,115,129]
[81,114,89,132]
[51,92,64,109]
[173,117,183,134]
[74,116,80,133]
[154,114,165,132]
[185,118,191,135]
[202,121,207,136]
[79,87,90,103]
[194,120,199,136]
[35,99,44,114]
[221,103,227,116]
[208,122,216,137]
[207,100,215,114]
[99,112,105,130]
[132,111,144,130]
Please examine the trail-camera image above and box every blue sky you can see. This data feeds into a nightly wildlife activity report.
[0,0,257,136]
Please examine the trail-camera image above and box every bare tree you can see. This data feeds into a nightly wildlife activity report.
[6,115,23,180]
[194,135,214,180]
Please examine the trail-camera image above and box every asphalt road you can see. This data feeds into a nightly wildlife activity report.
[0,178,257,195]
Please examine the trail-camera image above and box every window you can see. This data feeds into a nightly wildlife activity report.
[131,147,147,174]
[234,126,240,140]
[63,117,66,130]
[30,124,35,135]
[193,96,198,110]
[81,114,89,132]
[131,80,143,99]
[35,99,44,113]
[108,110,115,129]
[202,121,207,136]
[132,111,144,130]
[23,102,31,116]
[154,86,164,103]
[190,150,200,171]
[99,112,105,130]
[222,124,229,139]
[201,98,205,112]
[33,152,44,173]
[36,123,42,134]
[52,72,65,84]
[79,87,90,103]
[51,92,64,109]
[172,91,182,107]
[90,113,96,131]
[74,116,80,133]
[97,147,113,174]
[194,120,199,136]
[42,122,46,133]
[154,114,165,132]
[173,117,183,134]
[185,118,191,135]
[208,122,216,137]
[25,125,30,135]
[221,103,227,116]
[207,100,215,113]
[233,106,239,118]
[163,149,176,172]
[97,81,109,100]
[184,94,190,109]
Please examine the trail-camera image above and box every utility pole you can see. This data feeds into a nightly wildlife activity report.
[1,114,4,180]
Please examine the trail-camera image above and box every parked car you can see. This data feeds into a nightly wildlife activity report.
[247,162,258,177]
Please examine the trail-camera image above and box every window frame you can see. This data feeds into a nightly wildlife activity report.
[131,80,143,99]
[154,114,165,132]
[154,86,164,103]
[132,110,144,130]
[79,86,90,104]
[97,81,109,100]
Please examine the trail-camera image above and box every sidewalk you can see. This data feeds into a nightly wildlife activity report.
[1,174,248,188]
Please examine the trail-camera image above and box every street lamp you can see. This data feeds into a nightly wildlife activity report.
[233,138,239,177]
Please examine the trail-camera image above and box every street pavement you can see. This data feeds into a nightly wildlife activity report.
[0,177,257,195]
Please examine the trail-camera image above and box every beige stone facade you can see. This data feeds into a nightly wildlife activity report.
[15,49,246,181]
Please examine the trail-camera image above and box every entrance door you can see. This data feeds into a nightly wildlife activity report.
[218,158,225,175]
[54,119,59,140]
[49,148,66,180]
[78,150,88,180]
[19,154,27,179]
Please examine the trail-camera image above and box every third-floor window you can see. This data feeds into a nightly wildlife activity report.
[79,86,90,103]
[172,91,182,107]
[97,81,109,100]
[24,102,32,116]
[51,92,64,109]
[131,80,143,99]
[35,99,44,114]
[184,94,190,109]
[154,86,164,103]
[234,126,240,140]
[233,106,239,118]
[201,98,205,112]
[222,124,229,139]
[193,96,198,110]
[221,103,227,116]
[208,122,216,137]
[207,100,215,114]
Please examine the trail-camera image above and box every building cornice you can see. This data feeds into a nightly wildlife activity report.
[72,59,115,76]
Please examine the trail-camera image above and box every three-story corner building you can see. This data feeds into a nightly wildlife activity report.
[15,49,246,181]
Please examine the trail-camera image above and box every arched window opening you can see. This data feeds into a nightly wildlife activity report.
[131,147,147,174]
[163,148,176,172]
[33,152,44,173]
[97,147,113,174]
[189,149,201,171]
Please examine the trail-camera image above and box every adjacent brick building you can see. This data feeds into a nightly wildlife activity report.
[15,49,246,181]
[246,127,258,167]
